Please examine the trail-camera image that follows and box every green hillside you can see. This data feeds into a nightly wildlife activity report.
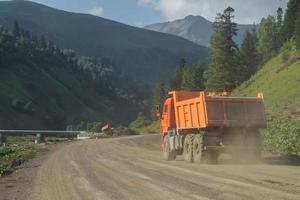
[0,26,144,130]
[233,42,300,155]
[0,0,209,84]
[234,42,300,126]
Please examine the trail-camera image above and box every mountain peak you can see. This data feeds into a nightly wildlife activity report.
[183,15,209,22]
[145,16,253,47]
[184,15,195,20]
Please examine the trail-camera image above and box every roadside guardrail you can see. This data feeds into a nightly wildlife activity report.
[0,130,85,146]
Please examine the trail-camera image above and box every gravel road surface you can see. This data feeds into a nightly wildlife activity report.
[1,134,300,200]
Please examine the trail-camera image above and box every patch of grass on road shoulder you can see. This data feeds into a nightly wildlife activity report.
[0,136,37,176]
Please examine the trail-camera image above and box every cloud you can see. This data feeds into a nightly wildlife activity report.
[88,6,104,17]
[137,0,288,24]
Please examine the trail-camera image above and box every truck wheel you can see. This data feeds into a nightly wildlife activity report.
[183,134,194,163]
[163,136,176,161]
[193,134,203,163]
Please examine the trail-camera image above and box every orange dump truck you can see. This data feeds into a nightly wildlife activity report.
[157,91,267,163]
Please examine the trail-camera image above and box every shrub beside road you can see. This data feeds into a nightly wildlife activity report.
[0,136,37,176]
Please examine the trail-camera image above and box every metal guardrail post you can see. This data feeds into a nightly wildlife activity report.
[0,133,7,147]
[0,130,82,144]
[35,133,46,144]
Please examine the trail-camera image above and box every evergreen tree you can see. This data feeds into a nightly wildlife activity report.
[152,82,166,118]
[182,65,205,91]
[13,21,20,37]
[24,30,31,39]
[31,33,38,44]
[47,40,55,51]
[257,16,278,62]
[238,28,261,83]
[205,7,239,92]
[277,7,283,27]
[276,7,284,49]
[295,12,300,50]
[169,58,186,90]
[40,35,47,49]
[283,0,300,41]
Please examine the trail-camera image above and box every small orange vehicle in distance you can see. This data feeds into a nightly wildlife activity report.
[157,91,267,163]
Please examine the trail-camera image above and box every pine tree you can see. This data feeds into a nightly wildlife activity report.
[40,35,47,49]
[47,40,55,52]
[169,58,186,90]
[238,28,261,83]
[205,7,239,92]
[13,21,20,37]
[276,7,284,49]
[283,0,300,41]
[24,30,31,39]
[277,7,283,26]
[152,82,166,118]
[295,11,300,50]
[257,16,278,62]
[182,65,205,91]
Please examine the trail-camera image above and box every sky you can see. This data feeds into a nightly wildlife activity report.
[5,0,289,26]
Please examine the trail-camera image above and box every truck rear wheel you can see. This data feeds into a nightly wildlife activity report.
[183,134,194,162]
[163,136,176,161]
[193,134,203,163]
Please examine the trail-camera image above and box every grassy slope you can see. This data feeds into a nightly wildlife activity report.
[233,49,300,127]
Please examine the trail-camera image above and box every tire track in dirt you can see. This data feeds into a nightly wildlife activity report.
[26,135,300,200]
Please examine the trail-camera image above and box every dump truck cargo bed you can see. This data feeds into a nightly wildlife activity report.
[170,91,267,130]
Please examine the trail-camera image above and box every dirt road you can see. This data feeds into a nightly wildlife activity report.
[3,134,300,200]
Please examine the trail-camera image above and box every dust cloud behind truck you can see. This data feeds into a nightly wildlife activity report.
[157,91,267,163]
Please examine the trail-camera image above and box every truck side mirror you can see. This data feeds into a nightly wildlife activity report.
[156,105,161,118]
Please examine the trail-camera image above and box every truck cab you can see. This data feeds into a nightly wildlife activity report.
[160,97,175,135]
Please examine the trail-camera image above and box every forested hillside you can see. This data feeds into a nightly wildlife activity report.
[0,24,146,130]
[0,0,209,84]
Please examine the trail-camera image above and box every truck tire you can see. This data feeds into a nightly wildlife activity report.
[163,136,176,161]
[193,134,203,163]
[183,134,194,163]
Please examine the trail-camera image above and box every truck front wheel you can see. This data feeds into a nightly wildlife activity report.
[183,134,194,162]
[163,136,176,161]
[193,134,204,163]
